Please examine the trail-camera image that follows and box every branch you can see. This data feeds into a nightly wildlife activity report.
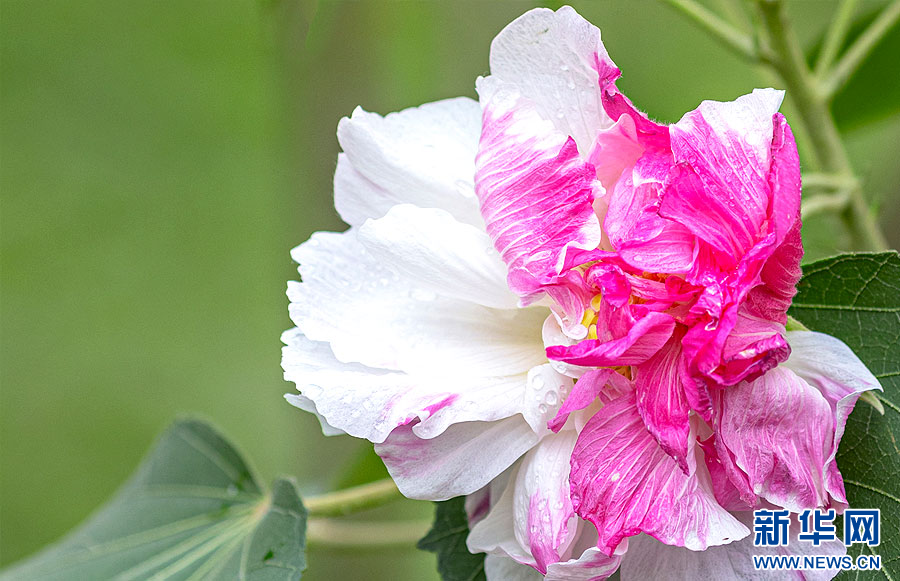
[755,0,888,250]
[304,478,402,517]
[821,0,900,99]
[801,172,858,192]
[661,0,759,61]
[306,518,430,548]
[801,190,851,218]
[814,0,860,77]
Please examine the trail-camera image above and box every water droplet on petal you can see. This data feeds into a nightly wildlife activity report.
[532,376,545,390]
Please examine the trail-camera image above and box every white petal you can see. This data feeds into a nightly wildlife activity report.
[282,328,529,443]
[620,512,845,581]
[284,393,344,436]
[783,331,883,405]
[487,6,615,154]
[522,365,574,434]
[545,547,622,581]
[288,228,547,377]
[357,204,518,309]
[335,97,483,227]
[513,431,580,573]
[468,463,536,567]
[485,554,543,581]
[469,432,582,574]
[375,417,539,500]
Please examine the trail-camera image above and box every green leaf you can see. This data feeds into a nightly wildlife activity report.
[0,419,307,581]
[418,497,486,581]
[788,251,900,580]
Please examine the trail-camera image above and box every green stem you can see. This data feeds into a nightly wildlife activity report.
[800,172,858,192]
[306,518,430,548]
[814,0,860,77]
[801,190,850,219]
[820,0,900,100]
[661,0,759,60]
[304,478,402,517]
[755,0,888,251]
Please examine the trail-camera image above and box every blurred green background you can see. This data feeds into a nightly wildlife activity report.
[1,0,898,579]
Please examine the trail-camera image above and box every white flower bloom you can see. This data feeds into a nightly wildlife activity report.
[283,95,567,501]
[284,6,881,580]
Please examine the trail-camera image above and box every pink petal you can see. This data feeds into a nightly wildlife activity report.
[548,368,618,433]
[570,391,747,554]
[475,80,602,332]
[375,416,539,500]
[783,331,884,508]
[714,366,835,512]
[745,219,803,325]
[633,330,693,473]
[620,512,846,581]
[546,311,675,367]
[661,89,786,262]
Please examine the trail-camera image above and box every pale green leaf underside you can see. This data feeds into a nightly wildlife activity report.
[0,420,307,581]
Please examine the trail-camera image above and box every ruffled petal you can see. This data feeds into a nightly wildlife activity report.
[714,366,836,511]
[289,229,547,377]
[281,329,530,443]
[745,220,803,324]
[487,6,615,154]
[548,369,614,433]
[633,331,692,473]
[620,512,846,581]
[571,391,748,554]
[546,311,675,367]
[357,204,518,309]
[475,76,602,332]
[335,97,483,227]
[661,89,786,262]
[544,547,622,581]
[514,431,581,573]
[469,432,581,573]
[468,463,535,567]
[375,416,539,500]
[783,331,883,506]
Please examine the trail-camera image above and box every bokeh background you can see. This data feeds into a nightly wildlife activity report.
[2,1,898,579]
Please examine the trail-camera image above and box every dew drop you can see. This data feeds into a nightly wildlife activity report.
[538,404,548,414]
[566,80,576,90]
[560,64,569,71]
[531,376,545,390]
[545,391,558,405]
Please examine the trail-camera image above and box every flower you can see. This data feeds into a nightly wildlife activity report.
[282,6,882,580]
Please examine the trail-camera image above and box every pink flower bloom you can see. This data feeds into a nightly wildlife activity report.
[283,6,882,579]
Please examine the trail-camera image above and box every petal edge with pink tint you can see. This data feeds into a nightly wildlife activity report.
[570,391,747,555]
